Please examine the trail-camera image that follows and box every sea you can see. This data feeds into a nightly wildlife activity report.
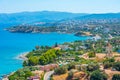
[0,25,90,78]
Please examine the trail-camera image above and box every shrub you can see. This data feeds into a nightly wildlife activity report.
[67,63,75,70]
[28,56,39,66]
[113,62,120,71]
[75,56,80,61]
[75,51,84,55]
[8,67,33,80]
[54,66,67,75]
[112,74,120,80]
[26,52,33,58]
[103,57,115,63]
[87,64,99,72]
[67,71,74,80]
[39,49,57,65]
[88,52,96,58]
[109,57,115,62]
[90,70,107,80]
[104,62,112,69]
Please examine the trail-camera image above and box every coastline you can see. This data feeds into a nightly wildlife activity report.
[2,52,29,80]
[0,31,90,79]
[15,52,29,60]
[2,72,14,80]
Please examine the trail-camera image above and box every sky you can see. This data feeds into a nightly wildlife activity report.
[0,0,120,13]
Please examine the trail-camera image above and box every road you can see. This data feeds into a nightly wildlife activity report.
[44,71,54,80]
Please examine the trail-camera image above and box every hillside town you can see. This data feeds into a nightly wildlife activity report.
[3,35,119,80]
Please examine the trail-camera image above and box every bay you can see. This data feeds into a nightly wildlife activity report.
[0,26,90,77]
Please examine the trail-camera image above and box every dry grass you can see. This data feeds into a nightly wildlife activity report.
[96,53,106,59]
[95,53,106,62]
[72,72,86,80]
[105,69,120,80]
[113,52,120,61]
[53,73,68,80]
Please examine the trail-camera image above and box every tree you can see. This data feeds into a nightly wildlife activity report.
[26,52,33,58]
[39,56,47,65]
[103,57,115,63]
[9,75,19,80]
[88,51,96,58]
[54,66,67,75]
[75,51,84,55]
[112,74,120,80]
[8,67,33,80]
[113,62,120,71]
[23,61,28,67]
[39,49,57,65]
[28,56,39,66]
[90,70,107,80]
[75,56,79,61]
[104,62,112,69]
[24,71,33,78]
[67,63,75,70]
[87,64,99,72]
[55,50,61,56]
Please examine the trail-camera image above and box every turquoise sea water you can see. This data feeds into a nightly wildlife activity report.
[0,26,90,77]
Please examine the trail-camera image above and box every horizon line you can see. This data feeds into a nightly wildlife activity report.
[0,10,120,14]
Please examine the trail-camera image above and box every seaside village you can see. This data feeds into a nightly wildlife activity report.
[3,37,120,80]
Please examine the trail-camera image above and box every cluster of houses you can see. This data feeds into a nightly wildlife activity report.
[53,44,87,51]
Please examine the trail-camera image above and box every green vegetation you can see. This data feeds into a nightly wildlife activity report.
[54,66,67,75]
[90,70,107,80]
[104,62,112,69]
[8,67,39,80]
[67,62,75,70]
[112,74,120,80]
[8,35,120,80]
[4,9,120,80]
[103,57,115,63]
[39,49,57,65]
[87,64,99,72]
[113,62,120,71]
[22,37,120,67]
[24,49,58,66]
[88,51,96,58]
[103,57,115,69]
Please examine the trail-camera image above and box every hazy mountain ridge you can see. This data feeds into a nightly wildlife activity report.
[76,13,120,19]
[1,11,120,27]
[0,11,87,25]
[74,13,120,23]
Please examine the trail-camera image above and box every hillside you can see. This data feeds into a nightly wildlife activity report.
[0,11,87,25]
[1,11,120,27]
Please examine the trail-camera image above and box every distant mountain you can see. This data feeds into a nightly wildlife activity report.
[0,11,87,25]
[5,12,120,36]
[76,13,120,19]
[1,11,120,28]
[74,13,120,23]
[55,13,120,27]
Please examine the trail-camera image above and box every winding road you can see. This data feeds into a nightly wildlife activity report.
[44,71,54,80]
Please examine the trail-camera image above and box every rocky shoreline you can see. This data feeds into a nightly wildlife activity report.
[5,26,57,33]
[16,52,28,60]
